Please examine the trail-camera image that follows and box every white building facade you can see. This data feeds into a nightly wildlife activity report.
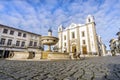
[97,36,106,56]
[0,24,42,58]
[109,38,119,56]
[58,15,104,56]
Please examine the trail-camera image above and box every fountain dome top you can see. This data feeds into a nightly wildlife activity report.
[48,28,52,32]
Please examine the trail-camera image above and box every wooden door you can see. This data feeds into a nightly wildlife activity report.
[82,46,87,54]
[72,46,76,53]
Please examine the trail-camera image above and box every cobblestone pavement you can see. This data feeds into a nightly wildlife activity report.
[0,56,120,80]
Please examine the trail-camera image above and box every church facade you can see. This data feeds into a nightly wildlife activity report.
[58,15,105,56]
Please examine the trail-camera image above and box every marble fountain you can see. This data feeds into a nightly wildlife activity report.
[7,29,69,60]
[41,29,69,60]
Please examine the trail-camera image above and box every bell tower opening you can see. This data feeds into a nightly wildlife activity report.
[86,15,95,23]
[88,18,91,22]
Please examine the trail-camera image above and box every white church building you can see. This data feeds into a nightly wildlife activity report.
[58,15,106,56]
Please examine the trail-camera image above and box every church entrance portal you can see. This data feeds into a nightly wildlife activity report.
[72,45,76,53]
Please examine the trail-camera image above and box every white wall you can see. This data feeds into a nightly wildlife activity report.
[0,25,41,52]
[88,24,97,53]
[79,26,89,52]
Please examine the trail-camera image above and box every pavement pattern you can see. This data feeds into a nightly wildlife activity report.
[0,56,120,80]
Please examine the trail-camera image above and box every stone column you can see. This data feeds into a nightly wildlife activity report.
[48,45,51,51]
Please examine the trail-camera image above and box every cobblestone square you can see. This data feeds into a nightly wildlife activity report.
[0,56,120,80]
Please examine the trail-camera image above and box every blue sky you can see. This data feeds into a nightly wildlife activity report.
[0,0,120,50]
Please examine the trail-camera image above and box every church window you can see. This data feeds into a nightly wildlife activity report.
[64,35,66,40]
[64,43,66,46]
[83,40,86,44]
[72,32,75,38]
[59,28,61,31]
[82,31,85,37]
[88,18,91,22]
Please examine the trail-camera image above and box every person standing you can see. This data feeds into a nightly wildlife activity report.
[69,52,73,59]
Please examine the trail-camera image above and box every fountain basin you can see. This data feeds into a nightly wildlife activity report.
[41,36,59,45]
[41,51,70,59]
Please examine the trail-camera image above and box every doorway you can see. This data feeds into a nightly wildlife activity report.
[82,46,87,55]
[72,45,76,53]
[4,51,10,58]
[28,52,35,59]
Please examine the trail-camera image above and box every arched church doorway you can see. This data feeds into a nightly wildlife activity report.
[72,45,76,53]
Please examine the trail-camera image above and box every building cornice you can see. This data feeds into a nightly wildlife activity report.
[60,22,95,32]
[0,24,41,36]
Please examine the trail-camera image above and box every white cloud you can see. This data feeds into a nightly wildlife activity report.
[0,0,120,49]
[0,4,4,10]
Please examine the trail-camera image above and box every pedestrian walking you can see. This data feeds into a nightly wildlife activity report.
[77,51,81,59]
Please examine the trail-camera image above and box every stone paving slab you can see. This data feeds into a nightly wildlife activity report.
[0,56,120,80]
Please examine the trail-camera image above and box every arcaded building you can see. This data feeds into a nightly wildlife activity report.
[58,15,105,56]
